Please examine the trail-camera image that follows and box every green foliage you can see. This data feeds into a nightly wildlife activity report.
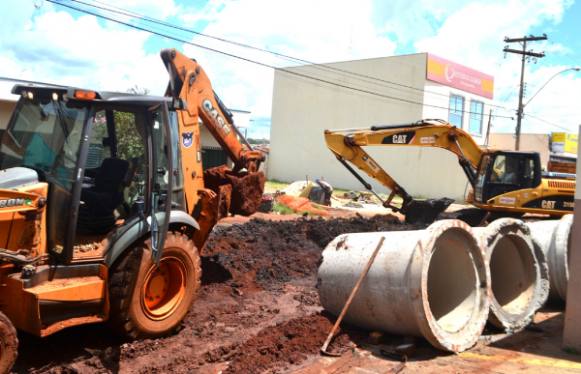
[247,137,269,145]
[272,202,296,215]
[115,111,144,160]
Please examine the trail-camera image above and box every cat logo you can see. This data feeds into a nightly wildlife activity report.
[541,200,556,209]
[382,131,415,145]
[392,134,408,144]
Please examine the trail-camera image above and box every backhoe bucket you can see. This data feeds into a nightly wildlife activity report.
[402,198,454,225]
[204,165,266,216]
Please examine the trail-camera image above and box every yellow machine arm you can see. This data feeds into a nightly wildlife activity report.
[324,120,483,212]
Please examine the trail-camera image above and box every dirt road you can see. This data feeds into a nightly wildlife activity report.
[15,214,412,373]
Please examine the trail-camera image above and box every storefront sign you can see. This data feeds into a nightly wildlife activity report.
[427,54,494,99]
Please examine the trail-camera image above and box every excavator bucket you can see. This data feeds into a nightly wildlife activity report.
[402,198,454,225]
[204,165,266,216]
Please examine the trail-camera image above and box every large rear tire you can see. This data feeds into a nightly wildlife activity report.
[0,311,18,374]
[109,232,201,339]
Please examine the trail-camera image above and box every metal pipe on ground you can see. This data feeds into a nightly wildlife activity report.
[317,220,490,353]
[473,218,548,332]
[527,214,573,302]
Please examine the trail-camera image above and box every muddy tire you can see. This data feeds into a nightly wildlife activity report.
[0,311,18,374]
[109,232,201,339]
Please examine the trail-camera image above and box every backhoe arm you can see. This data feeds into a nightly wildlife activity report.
[160,49,265,248]
[161,48,264,173]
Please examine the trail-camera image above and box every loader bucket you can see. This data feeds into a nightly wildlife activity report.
[204,165,266,216]
[402,198,454,225]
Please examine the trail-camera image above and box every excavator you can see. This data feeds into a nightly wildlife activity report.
[0,48,264,372]
[324,119,575,224]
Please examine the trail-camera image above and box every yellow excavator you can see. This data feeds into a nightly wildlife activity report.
[0,49,264,372]
[324,119,575,224]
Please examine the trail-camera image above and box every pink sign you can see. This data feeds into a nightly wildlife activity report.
[426,54,494,99]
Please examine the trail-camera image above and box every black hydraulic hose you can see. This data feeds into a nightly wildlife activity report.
[337,156,373,191]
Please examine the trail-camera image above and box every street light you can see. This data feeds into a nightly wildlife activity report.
[515,67,580,150]
[524,67,581,107]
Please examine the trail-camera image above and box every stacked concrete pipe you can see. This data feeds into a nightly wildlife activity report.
[317,220,490,353]
[526,214,573,302]
[473,218,549,332]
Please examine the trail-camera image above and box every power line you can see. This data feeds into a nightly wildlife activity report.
[47,0,515,119]
[61,0,513,112]
[525,113,570,131]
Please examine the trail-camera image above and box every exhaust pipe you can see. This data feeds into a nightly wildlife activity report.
[317,220,489,352]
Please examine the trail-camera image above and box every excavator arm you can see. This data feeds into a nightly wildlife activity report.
[324,120,484,222]
[161,49,265,247]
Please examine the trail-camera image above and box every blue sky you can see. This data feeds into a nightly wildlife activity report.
[1,0,580,139]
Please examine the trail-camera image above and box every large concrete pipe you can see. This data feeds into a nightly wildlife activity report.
[527,214,573,301]
[473,219,548,332]
[317,220,489,353]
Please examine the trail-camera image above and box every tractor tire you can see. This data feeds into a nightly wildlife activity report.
[109,232,201,339]
[0,311,18,374]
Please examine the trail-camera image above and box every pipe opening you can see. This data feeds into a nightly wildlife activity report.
[490,235,536,315]
[427,229,479,333]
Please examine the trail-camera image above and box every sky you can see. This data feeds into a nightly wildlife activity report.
[0,0,580,139]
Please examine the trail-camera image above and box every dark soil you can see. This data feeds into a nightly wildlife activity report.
[14,214,416,374]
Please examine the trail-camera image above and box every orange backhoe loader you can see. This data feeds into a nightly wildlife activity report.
[0,49,264,372]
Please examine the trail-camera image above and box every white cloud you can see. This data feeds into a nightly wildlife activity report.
[181,0,397,118]
[413,0,577,134]
[0,0,577,138]
[0,1,174,95]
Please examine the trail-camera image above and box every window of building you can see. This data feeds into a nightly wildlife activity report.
[469,100,484,135]
[448,94,464,127]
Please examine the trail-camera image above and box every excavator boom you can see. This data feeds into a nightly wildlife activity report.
[325,120,482,223]
[325,119,575,224]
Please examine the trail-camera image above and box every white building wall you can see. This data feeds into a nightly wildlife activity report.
[269,53,491,200]
[269,54,431,194]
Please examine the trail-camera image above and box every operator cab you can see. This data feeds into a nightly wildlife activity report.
[474,151,541,203]
[0,84,180,263]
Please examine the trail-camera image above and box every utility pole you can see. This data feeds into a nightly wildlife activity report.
[503,34,547,150]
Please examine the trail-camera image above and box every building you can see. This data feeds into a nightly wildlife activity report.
[487,133,550,167]
[268,53,495,200]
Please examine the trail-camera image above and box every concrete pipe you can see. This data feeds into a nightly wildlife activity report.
[473,219,547,332]
[317,219,490,353]
[527,214,573,301]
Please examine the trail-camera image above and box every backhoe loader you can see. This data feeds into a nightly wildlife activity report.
[0,48,264,372]
[324,119,575,224]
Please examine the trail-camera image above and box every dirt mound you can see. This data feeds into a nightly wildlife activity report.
[206,313,354,374]
[203,214,417,290]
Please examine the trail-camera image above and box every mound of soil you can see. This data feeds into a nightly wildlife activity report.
[203,214,417,290]
[213,313,354,374]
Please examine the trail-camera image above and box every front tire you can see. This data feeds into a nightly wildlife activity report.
[109,232,201,339]
[0,311,18,374]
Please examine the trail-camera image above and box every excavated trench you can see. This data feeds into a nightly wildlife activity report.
[15,214,419,374]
